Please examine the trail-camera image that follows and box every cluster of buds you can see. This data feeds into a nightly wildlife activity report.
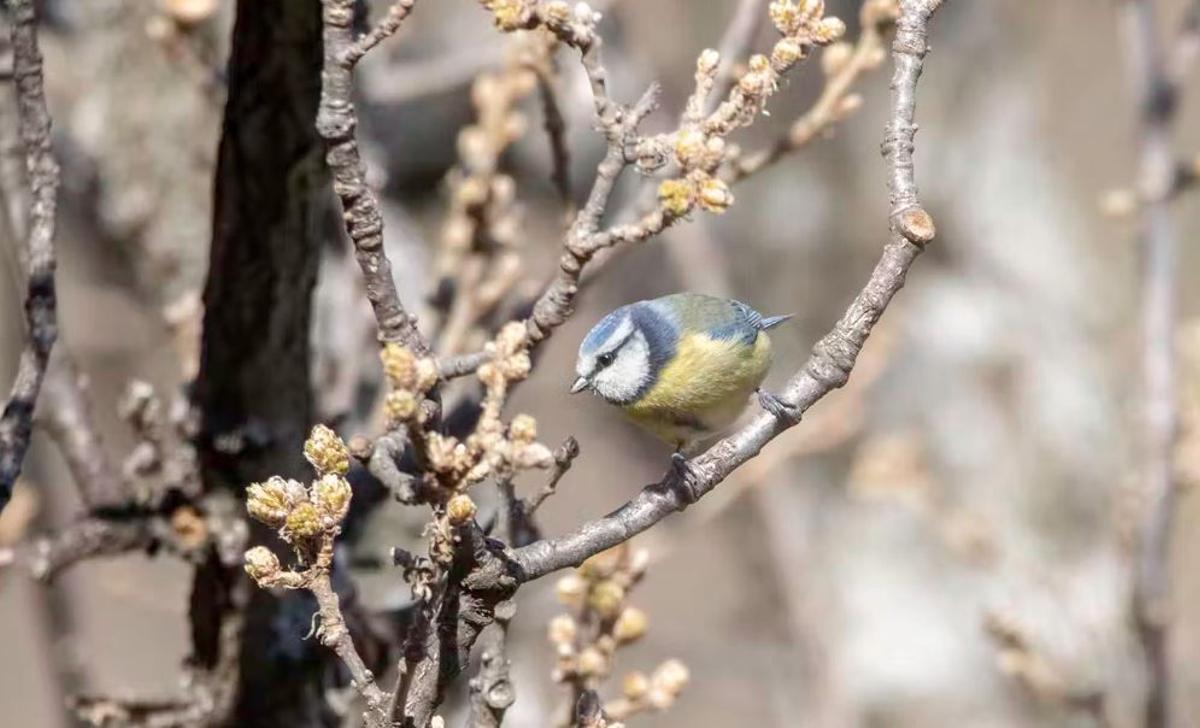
[648,0,845,218]
[381,344,439,428]
[242,425,354,585]
[546,544,688,718]
[436,42,546,354]
[480,0,602,46]
[423,324,552,490]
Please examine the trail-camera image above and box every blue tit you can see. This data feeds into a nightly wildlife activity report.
[571,293,796,454]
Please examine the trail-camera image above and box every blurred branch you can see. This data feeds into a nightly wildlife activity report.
[0,0,60,515]
[1120,1,1188,726]
[511,0,945,581]
[317,0,431,354]
[707,0,770,112]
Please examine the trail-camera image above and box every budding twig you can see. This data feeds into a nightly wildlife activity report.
[510,0,946,581]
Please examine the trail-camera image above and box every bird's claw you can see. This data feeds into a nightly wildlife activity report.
[669,452,702,505]
[757,388,801,425]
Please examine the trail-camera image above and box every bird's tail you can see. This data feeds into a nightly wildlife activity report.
[759,313,794,330]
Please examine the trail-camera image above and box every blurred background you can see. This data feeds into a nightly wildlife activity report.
[2,0,1200,726]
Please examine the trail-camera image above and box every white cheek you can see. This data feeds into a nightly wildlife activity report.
[592,334,650,403]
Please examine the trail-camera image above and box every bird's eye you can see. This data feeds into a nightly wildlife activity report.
[597,351,616,367]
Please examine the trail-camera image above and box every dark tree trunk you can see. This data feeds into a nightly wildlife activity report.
[192,1,335,725]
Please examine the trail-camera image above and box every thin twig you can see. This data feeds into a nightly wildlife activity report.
[527,436,580,516]
[317,0,430,354]
[0,0,60,516]
[1120,2,1184,726]
[510,0,945,581]
[533,58,573,209]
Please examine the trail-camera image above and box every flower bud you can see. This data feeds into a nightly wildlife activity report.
[385,390,419,423]
[283,502,323,541]
[577,646,608,677]
[651,659,690,696]
[588,580,625,619]
[771,38,804,69]
[381,344,416,387]
[657,178,694,216]
[312,473,352,526]
[510,414,538,444]
[697,48,720,75]
[446,494,477,525]
[698,177,733,213]
[304,424,350,475]
[622,671,649,699]
[673,128,707,168]
[548,615,578,645]
[815,16,846,43]
[246,476,306,528]
[613,606,648,643]
[244,546,281,584]
[555,573,588,605]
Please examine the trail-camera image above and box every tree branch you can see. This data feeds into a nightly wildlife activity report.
[0,0,60,515]
[317,0,430,354]
[1120,1,1186,726]
[510,0,945,582]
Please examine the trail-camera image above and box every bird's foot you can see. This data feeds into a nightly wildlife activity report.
[757,388,801,425]
[669,452,702,505]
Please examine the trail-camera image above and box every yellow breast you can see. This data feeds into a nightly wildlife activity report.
[622,331,772,447]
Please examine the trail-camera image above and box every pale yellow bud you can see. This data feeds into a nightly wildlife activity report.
[543,1,571,23]
[283,502,323,541]
[613,606,648,643]
[555,573,588,605]
[513,441,555,470]
[304,424,350,475]
[243,546,281,584]
[312,473,353,526]
[651,659,690,696]
[771,38,804,69]
[622,671,649,699]
[548,615,578,645]
[697,48,720,75]
[673,128,707,168]
[381,344,416,387]
[246,476,306,528]
[588,580,625,619]
[161,0,217,25]
[577,646,608,677]
[698,177,733,213]
[815,16,846,43]
[446,494,477,525]
[658,178,694,216]
[385,390,418,423]
[510,414,538,444]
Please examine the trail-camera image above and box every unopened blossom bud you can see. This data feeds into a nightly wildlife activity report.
[771,38,804,69]
[243,546,281,584]
[588,580,625,619]
[815,16,846,43]
[385,390,418,423]
[513,441,555,470]
[543,1,571,23]
[697,48,720,75]
[658,178,694,216]
[556,573,588,605]
[548,615,578,645]
[246,476,306,528]
[698,177,733,213]
[162,0,217,25]
[304,424,350,475]
[673,128,707,168]
[622,671,649,699]
[577,646,608,677]
[312,473,352,525]
[446,494,477,525]
[651,659,690,696]
[510,414,538,443]
[381,344,416,387]
[283,502,322,541]
[613,606,648,643]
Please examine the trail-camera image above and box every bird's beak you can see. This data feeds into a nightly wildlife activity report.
[570,376,589,394]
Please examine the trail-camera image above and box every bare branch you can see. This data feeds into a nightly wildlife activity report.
[1120,1,1186,726]
[0,0,60,514]
[317,0,430,353]
[527,436,580,516]
[510,0,946,581]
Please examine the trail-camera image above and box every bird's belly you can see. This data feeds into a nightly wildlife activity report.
[620,332,772,448]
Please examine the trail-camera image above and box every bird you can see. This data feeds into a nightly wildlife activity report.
[571,293,797,489]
